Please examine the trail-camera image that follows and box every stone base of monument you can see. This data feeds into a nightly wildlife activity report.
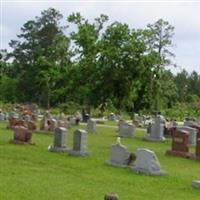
[166,150,200,160]
[48,145,69,153]
[143,134,166,142]
[107,161,130,168]
[68,150,90,156]
[9,139,35,145]
[133,166,166,176]
[192,180,200,188]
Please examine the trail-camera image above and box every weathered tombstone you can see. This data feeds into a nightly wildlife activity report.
[119,121,135,138]
[184,118,197,127]
[69,129,89,156]
[57,120,70,129]
[192,180,200,188]
[144,114,166,142]
[177,126,197,145]
[69,117,76,126]
[40,118,48,131]
[49,127,68,152]
[87,119,97,133]
[108,143,130,167]
[0,112,5,121]
[48,118,57,132]
[108,113,116,121]
[10,125,33,144]
[133,148,165,175]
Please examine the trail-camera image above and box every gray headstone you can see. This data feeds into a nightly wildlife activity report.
[49,127,68,152]
[48,118,57,132]
[69,129,89,156]
[108,144,130,167]
[178,126,197,145]
[87,119,97,133]
[144,115,166,142]
[192,180,200,188]
[0,112,5,121]
[119,121,135,138]
[133,148,166,175]
[69,117,76,125]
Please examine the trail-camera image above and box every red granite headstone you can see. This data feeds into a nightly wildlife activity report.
[10,125,33,144]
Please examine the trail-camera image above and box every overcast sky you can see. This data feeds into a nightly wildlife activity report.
[1,0,200,73]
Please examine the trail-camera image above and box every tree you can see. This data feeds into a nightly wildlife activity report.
[8,8,71,107]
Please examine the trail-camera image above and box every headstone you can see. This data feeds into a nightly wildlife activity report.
[108,144,130,167]
[69,117,76,126]
[119,121,135,138]
[166,130,190,158]
[49,127,68,152]
[184,118,197,127]
[177,126,197,145]
[57,120,70,129]
[108,113,116,121]
[133,148,165,175]
[144,114,166,142]
[10,125,33,144]
[48,118,57,132]
[87,119,97,133]
[69,129,89,156]
[192,180,200,188]
[0,112,5,121]
[40,118,48,131]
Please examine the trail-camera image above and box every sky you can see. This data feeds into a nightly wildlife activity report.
[1,0,200,73]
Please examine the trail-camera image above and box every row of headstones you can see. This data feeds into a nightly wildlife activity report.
[49,127,89,156]
[49,126,165,176]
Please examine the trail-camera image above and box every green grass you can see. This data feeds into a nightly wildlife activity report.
[0,122,200,200]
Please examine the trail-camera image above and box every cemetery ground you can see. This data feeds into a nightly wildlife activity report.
[0,122,200,200]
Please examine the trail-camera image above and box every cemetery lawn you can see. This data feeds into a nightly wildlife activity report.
[0,122,200,200]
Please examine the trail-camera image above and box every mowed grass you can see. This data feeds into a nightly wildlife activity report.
[0,122,200,200]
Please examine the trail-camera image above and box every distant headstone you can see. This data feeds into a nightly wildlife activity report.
[184,118,197,127]
[133,148,165,175]
[192,180,200,188]
[57,120,70,129]
[0,112,5,121]
[69,129,89,156]
[49,127,68,152]
[108,113,116,121]
[69,117,76,126]
[10,125,33,144]
[119,121,135,138]
[87,119,97,133]
[144,114,166,142]
[48,118,57,132]
[178,126,197,145]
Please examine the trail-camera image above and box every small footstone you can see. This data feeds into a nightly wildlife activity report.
[192,180,200,188]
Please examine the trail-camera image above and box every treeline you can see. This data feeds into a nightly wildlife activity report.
[0,8,199,115]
